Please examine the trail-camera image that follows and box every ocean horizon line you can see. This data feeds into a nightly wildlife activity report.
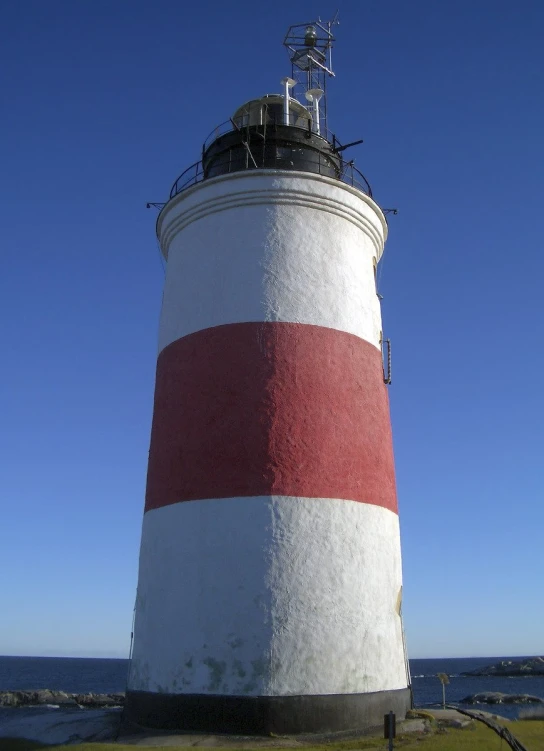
[1,652,540,661]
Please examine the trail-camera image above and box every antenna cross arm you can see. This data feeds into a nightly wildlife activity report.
[309,56,335,76]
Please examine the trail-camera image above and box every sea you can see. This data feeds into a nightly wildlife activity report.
[1,654,543,729]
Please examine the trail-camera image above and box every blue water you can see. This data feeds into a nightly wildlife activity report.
[1,655,543,722]
[0,655,128,695]
[411,656,544,720]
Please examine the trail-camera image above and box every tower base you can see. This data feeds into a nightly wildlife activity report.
[125,688,412,735]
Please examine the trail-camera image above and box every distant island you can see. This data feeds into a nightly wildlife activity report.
[0,690,124,708]
[461,657,544,677]
[460,691,543,704]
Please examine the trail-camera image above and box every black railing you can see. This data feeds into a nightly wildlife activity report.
[169,152,372,199]
[203,119,337,152]
[170,161,204,197]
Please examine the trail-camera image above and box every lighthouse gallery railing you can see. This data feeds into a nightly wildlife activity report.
[169,122,373,199]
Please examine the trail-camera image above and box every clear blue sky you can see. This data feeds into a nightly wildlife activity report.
[1,0,543,660]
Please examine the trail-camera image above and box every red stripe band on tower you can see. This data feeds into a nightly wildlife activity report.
[145,322,397,513]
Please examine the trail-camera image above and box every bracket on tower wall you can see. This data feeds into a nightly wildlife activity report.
[383,338,392,385]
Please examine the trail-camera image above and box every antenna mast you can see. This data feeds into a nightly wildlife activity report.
[283,13,339,137]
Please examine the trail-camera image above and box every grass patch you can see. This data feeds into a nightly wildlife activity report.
[506,719,544,746]
[0,722,513,751]
[0,741,49,751]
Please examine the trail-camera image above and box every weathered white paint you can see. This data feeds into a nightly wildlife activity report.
[156,172,386,354]
[128,496,407,697]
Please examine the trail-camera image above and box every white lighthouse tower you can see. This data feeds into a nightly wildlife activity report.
[127,20,411,734]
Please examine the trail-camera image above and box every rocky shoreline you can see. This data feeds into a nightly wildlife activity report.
[0,689,125,708]
[461,656,544,677]
[460,691,543,705]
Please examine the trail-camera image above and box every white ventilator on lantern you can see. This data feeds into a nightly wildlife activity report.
[305,88,324,134]
[126,18,410,737]
[281,77,296,125]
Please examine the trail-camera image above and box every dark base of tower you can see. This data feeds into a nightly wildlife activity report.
[124,687,412,735]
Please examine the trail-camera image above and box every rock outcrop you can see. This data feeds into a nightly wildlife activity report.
[0,707,121,744]
[0,689,125,708]
[461,657,544,677]
[460,692,543,705]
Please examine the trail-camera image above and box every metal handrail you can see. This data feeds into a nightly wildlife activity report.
[339,162,372,196]
[169,155,372,200]
[203,119,337,150]
[169,161,204,198]
[203,120,236,151]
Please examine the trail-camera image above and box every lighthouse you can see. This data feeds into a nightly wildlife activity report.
[126,20,411,734]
